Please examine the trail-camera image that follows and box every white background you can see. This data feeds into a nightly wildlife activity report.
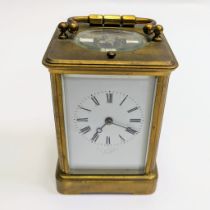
[0,0,210,209]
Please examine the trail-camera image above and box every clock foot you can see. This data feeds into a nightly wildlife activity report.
[55,162,158,195]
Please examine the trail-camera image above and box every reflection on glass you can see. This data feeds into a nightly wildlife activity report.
[74,28,148,52]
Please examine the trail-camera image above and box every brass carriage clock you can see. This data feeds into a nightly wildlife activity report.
[42,14,178,194]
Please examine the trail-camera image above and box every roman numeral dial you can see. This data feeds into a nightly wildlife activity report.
[91,95,100,105]
[130,119,141,122]
[80,126,91,134]
[106,91,113,103]
[127,106,139,113]
[74,91,144,147]
[77,118,88,122]
[106,136,111,145]
[126,127,138,135]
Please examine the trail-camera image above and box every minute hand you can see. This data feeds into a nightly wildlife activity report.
[112,122,138,135]
[112,122,127,129]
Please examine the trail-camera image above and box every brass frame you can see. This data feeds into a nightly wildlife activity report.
[43,14,178,194]
[50,69,170,194]
[56,163,158,194]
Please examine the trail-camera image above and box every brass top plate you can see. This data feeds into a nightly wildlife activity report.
[43,24,178,71]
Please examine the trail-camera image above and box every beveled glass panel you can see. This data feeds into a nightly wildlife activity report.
[74,28,148,52]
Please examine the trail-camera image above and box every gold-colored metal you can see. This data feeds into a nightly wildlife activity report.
[56,162,158,194]
[68,20,79,34]
[43,24,177,70]
[103,15,121,26]
[48,70,173,193]
[145,76,169,173]
[50,74,69,173]
[68,15,163,41]
[58,20,79,39]
[143,23,154,35]
[58,22,69,39]
[61,15,162,41]
[122,15,136,26]
[88,14,103,25]
[153,25,164,42]
[68,14,156,26]
[42,14,178,194]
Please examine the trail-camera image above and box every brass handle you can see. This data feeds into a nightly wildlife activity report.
[68,15,156,27]
[58,14,163,42]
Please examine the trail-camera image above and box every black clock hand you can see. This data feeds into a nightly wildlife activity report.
[91,123,106,142]
[112,121,138,135]
[112,122,127,129]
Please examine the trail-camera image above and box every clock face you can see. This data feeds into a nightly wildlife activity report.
[62,74,156,174]
[73,91,144,147]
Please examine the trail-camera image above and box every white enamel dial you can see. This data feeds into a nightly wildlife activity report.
[62,74,156,173]
[73,91,144,147]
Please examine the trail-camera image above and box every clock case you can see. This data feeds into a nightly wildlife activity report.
[42,15,178,194]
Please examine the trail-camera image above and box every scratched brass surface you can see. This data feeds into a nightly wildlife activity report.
[56,162,158,194]
[42,16,178,71]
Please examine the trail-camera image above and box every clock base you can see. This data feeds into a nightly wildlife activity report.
[55,163,158,194]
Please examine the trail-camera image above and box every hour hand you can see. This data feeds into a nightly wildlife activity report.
[91,125,105,142]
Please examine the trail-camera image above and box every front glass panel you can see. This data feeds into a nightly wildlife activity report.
[62,74,157,174]
[74,28,148,52]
